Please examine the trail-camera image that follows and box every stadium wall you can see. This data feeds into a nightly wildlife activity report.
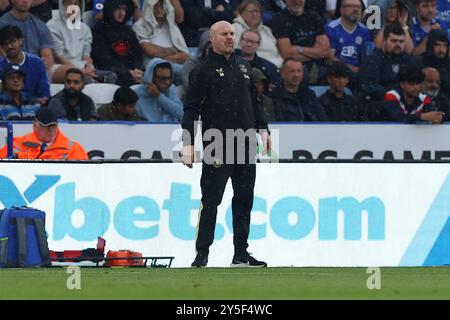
[0,161,449,267]
[5,122,450,160]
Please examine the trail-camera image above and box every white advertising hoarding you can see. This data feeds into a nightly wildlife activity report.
[1,162,449,267]
[3,123,450,160]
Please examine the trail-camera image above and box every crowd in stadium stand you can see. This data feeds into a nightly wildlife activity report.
[0,0,449,123]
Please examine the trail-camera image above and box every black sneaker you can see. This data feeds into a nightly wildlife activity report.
[191,254,208,267]
[230,253,267,268]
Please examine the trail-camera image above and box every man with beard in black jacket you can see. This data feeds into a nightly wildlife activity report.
[91,0,144,86]
[415,28,450,95]
[182,21,271,268]
[358,22,412,102]
[48,68,98,121]
[421,66,450,121]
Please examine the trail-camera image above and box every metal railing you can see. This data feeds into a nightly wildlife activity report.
[0,122,13,159]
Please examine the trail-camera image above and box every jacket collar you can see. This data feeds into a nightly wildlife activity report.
[276,83,308,97]
[209,49,236,65]
[326,89,348,101]
[396,88,422,109]
[379,48,408,60]
[24,128,67,150]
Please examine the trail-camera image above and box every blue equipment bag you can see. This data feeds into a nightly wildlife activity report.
[0,207,51,268]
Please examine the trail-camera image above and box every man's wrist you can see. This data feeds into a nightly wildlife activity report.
[258,128,271,135]
[297,46,305,54]
[419,113,427,121]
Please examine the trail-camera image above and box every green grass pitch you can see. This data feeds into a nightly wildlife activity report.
[1,267,450,300]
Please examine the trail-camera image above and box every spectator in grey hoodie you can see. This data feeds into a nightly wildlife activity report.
[47,0,117,83]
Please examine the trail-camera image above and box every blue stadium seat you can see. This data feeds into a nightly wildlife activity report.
[82,83,120,108]
[50,83,64,97]
[188,47,198,58]
[130,84,142,92]
[309,85,328,98]
[363,41,376,59]
[82,10,95,28]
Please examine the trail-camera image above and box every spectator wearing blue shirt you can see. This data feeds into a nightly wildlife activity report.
[436,0,450,26]
[0,26,50,105]
[411,0,449,55]
[0,0,53,56]
[0,64,40,120]
[325,0,371,73]
[326,0,368,19]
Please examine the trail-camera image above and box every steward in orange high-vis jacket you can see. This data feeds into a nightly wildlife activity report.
[0,108,89,160]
